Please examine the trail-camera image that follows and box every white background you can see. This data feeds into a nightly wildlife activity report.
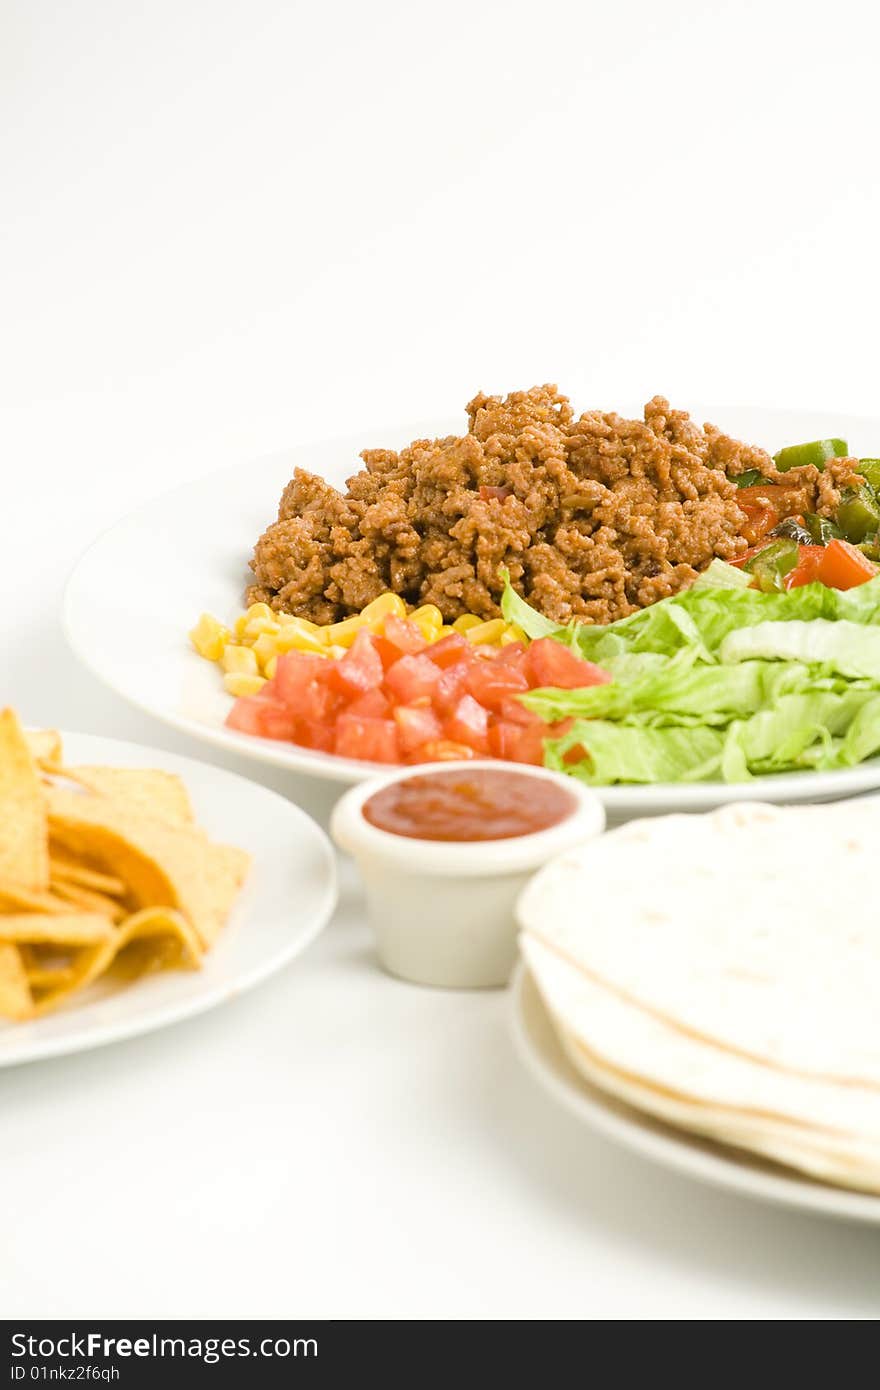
[3,0,880,1320]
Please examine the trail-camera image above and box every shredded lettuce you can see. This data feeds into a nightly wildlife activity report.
[499,570,880,784]
[691,558,753,592]
[499,569,565,639]
[721,619,880,680]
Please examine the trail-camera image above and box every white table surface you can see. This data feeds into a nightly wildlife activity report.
[3,0,880,1320]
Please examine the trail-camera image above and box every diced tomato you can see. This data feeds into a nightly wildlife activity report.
[296,719,336,752]
[334,714,400,763]
[479,485,513,502]
[410,740,477,762]
[817,538,879,590]
[508,722,548,765]
[784,545,826,589]
[274,652,329,705]
[524,637,611,690]
[259,706,302,740]
[426,632,471,668]
[445,694,490,754]
[464,660,529,711]
[346,688,391,720]
[226,692,300,741]
[498,694,540,727]
[384,652,442,704]
[326,629,384,697]
[735,484,804,546]
[488,720,521,759]
[737,501,781,546]
[302,679,341,722]
[225,695,274,738]
[232,608,615,771]
[393,703,443,753]
[562,741,589,765]
[494,641,527,664]
[433,664,469,715]
[383,616,428,656]
[373,635,405,671]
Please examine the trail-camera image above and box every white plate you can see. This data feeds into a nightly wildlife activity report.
[64,405,880,816]
[510,962,880,1225]
[0,731,337,1067]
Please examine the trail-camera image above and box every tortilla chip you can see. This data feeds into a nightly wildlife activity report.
[64,767,194,827]
[109,907,204,980]
[0,709,49,891]
[49,850,125,897]
[0,721,249,1024]
[46,786,249,949]
[0,882,73,915]
[24,963,77,991]
[49,879,126,922]
[19,943,77,991]
[0,912,112,945]
[23,729,63,770]
[0,942,32,1020]
[30,907,203,1017]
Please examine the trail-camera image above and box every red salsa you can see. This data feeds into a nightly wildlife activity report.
[362,768,577,842]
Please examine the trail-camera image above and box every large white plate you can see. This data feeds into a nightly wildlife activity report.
[0,732,337,1067]
[64,405,880,816]
[510,963,880,1225]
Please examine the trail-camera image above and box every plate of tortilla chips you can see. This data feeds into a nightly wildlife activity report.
[0,710,337,1064]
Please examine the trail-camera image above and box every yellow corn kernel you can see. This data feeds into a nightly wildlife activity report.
[324,616,367,648]
[189,614,231,662]
[223,673,267,697]
[276,612,320,632]
[465,618,507,645]
[438,625,457,637]
[271,622,328,656]
[264,655,278,680]
[500,623,527,646]
[452,614,482,634]
[409,605,444,641]
[242,614,280,642]
[251,631,281,672]
[361,592,407,626]
[222,644,260,676]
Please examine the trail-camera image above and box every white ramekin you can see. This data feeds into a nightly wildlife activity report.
[331,761,605,989]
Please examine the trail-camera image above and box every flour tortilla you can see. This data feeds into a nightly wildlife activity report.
[552,1007,880,1194]
[521,938,880,1187]
[518,799,880,1089]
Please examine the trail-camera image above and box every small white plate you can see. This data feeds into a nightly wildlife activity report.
[510,963,880,1225]
[63,406,880,815]
[0,731,337,1067]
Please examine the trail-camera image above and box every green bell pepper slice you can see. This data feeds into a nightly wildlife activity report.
[857,459,880,490]
[729,468,766,488]
[804,513,841,545]
[772,438,848,472]
[837,487,880,543]
[743,538,799,592]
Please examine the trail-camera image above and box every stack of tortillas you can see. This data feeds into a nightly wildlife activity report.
[518,800,880,1193]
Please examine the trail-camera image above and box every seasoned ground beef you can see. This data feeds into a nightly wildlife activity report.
[248,389,858,626]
